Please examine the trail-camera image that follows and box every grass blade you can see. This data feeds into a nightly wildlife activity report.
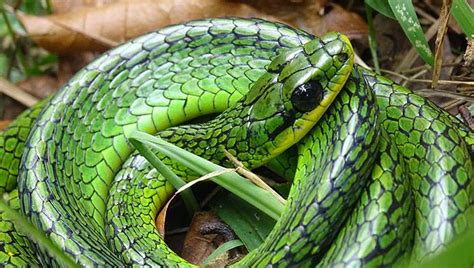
[129,131,284,220]
[209,192,274,251]
[201,240,243,267]
[451,0,474,36]
[129,135,199,214]
[365,0,395,19]
[388,0,434,65]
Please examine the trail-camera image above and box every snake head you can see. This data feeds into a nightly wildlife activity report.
[243,32,354,167]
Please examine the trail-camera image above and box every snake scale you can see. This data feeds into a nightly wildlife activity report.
[0,18,473,267]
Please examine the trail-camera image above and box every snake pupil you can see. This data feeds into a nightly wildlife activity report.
[291,80,324,113]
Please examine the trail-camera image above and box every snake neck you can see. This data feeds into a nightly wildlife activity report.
[157,101,265,170]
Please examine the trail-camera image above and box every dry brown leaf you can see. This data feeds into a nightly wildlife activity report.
[181,211,239,266]
[243,1,367,39]
[156,198,172,237]
[19,0,367,55]
[307,3,368,38]
[52,0,118,13]
[18,0,272,55]
[0,121,12,130]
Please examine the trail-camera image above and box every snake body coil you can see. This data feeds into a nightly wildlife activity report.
[0,18,472,267]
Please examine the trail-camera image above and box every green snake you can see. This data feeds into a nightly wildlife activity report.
[0,18,473,267]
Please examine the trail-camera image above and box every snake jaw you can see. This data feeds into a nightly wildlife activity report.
[259,33,355,160]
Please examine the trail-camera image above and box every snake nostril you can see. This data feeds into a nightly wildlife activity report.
[337,53,349,63]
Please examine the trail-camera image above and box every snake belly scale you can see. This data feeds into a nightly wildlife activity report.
[0,18,472,267]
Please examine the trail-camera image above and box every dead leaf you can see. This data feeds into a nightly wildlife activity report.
[51,0,119,13]
[181,211,240,266]
[311,3,368,38]
[18,0,272,55]
[156,197,172,237]
[242,1,367,39]
[19,0,367,55]
[0,120,12,130]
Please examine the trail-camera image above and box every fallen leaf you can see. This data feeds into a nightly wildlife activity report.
[19,0,367,55]
[51,0,118,13]
[0,120,12,130]
[181,211,241,266]
[18,0,272,55]
[243,1,368,39]
[156,197,172,237]
[309,3,368,38]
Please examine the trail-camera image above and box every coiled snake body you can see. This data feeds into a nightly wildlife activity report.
[0,18,472,267]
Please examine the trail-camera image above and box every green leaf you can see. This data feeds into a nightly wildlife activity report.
[201,240,243,267]
[365,0,395,19]
[19,0,51,15]
[129,131,285,220]
[388,0,434,65]
[129,133,199,214]
[209,192,275,250]
[0,54,8,77]
[451,0,474,36]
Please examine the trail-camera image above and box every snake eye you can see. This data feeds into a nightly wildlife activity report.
[337,52,349,63]
[291,80,324,113]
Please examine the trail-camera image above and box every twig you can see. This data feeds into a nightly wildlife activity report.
[0,77,39,107]
[223,149,286,205]
[402,68,428,87]
[432,0,452,88]
[416,88,474,102]
[381,69,474,86]
[442,98,465,110]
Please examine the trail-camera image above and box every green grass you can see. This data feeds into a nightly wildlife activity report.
[365,0,474,66]
[451,0,474,36]
[0,0,57,82]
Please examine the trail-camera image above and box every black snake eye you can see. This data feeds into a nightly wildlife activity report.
[291,80,324,113]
